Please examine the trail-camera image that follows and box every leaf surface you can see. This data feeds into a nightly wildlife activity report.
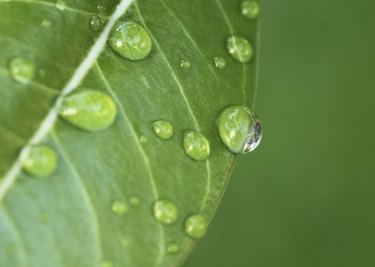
[0,0,259,266]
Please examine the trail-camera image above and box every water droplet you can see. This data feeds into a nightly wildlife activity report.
[183,131,210,161]
[97,2,104,13]
[217,105,262,153]
[59,90,117,132]
[111,200,128,216]
[41,19,51,28]
[184,214,208,239]
[153,200,178,225]
[101,261,113,267]
[241,0,261,20]
[89,15,103,31]
[23,145,57,178]
[213,56,226,69]
[108,21,152,61]
[56,0,66,10]
[8,57,36,85]
[167,242,179,254]
[152,120,173,140]
[227,36,253,63]
[180,59,191,69]
[129,196,140,205]
[139,135,148,144]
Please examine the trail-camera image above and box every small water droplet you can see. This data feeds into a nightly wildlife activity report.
[152,120,173,140]
[213,57,226,69]
[8,57,36,85]
[139,135,148,144]
[167,242,179,254]
[241,0,261,20]
[180,59,191,69]
[183,131,210,161]
[59,90,117,132]
[101,261,113,267]
[129,196,140,205]
[56,0,66,10]
[184,214,208,239]
[23,145,57,178]
[108,21,152,61]
[227,36,253,63]
[111,200,128,216]
[97,2,105,13]
[89,15,103,31]
[153,200,178,225]
[41,19,51,28]
[217,105,262,153]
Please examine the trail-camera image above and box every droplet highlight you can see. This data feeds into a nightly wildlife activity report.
[56,0,66,10]
[241,0,261,20]
[183,131,210,161]
[89,15,103,31]
[111,200,128,216]
[59,90,117,132]
[213,57,226,69]
[180,59,191,69]
[185,214,208,239]
[153,200,178,225]
[227,36,253,63]
[167,242,179,254]
[152,120,173,140]
[108,21,152,61]
[23,145,57,178]
[217,105,262,154]
[8,57,36,85]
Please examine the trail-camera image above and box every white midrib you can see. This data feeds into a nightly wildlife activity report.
[0,0,135,203]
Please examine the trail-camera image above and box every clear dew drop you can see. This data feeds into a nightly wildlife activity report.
[241,0,261,20]
[213,56,226,69]
[8,57,36,85]
[183,131,210,161]
[180,59,191,69]
[153,200,178,225]
[111,200,128,216]
[97,2,104,13]
[56,0,66,10]
[139,135,148,144]
[59,90,117,132]
[167,242,179,254]
[152,120,173,140]
[217,105,262,154]
[227,36,253,63]
[129,196,140,205]
[23,145,57,178]
[108,21,152,61]
[89,15,103,31]
[184,214,208,239]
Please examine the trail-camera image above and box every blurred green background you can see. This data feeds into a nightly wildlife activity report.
[185,0,375,266]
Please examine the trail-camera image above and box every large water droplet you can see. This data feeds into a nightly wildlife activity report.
[89,15,103,31]
[241,0,261,20]
[183,131,210,161]
[180,59,191,69]
[227,36,253,63]
[184,214,208,239]
[23,145,57,178]
[167,242,179,254]
[213,57,226,69]
[111,200,128,216]
[59,90,117,132]
[8,57,36,85]
[108,21,152,61]
[56,0,66,10]
[217,105,262,154]
[153,200,178,225]
[152,120,173,140]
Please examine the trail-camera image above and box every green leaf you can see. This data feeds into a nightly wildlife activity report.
[0,0,259,266]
